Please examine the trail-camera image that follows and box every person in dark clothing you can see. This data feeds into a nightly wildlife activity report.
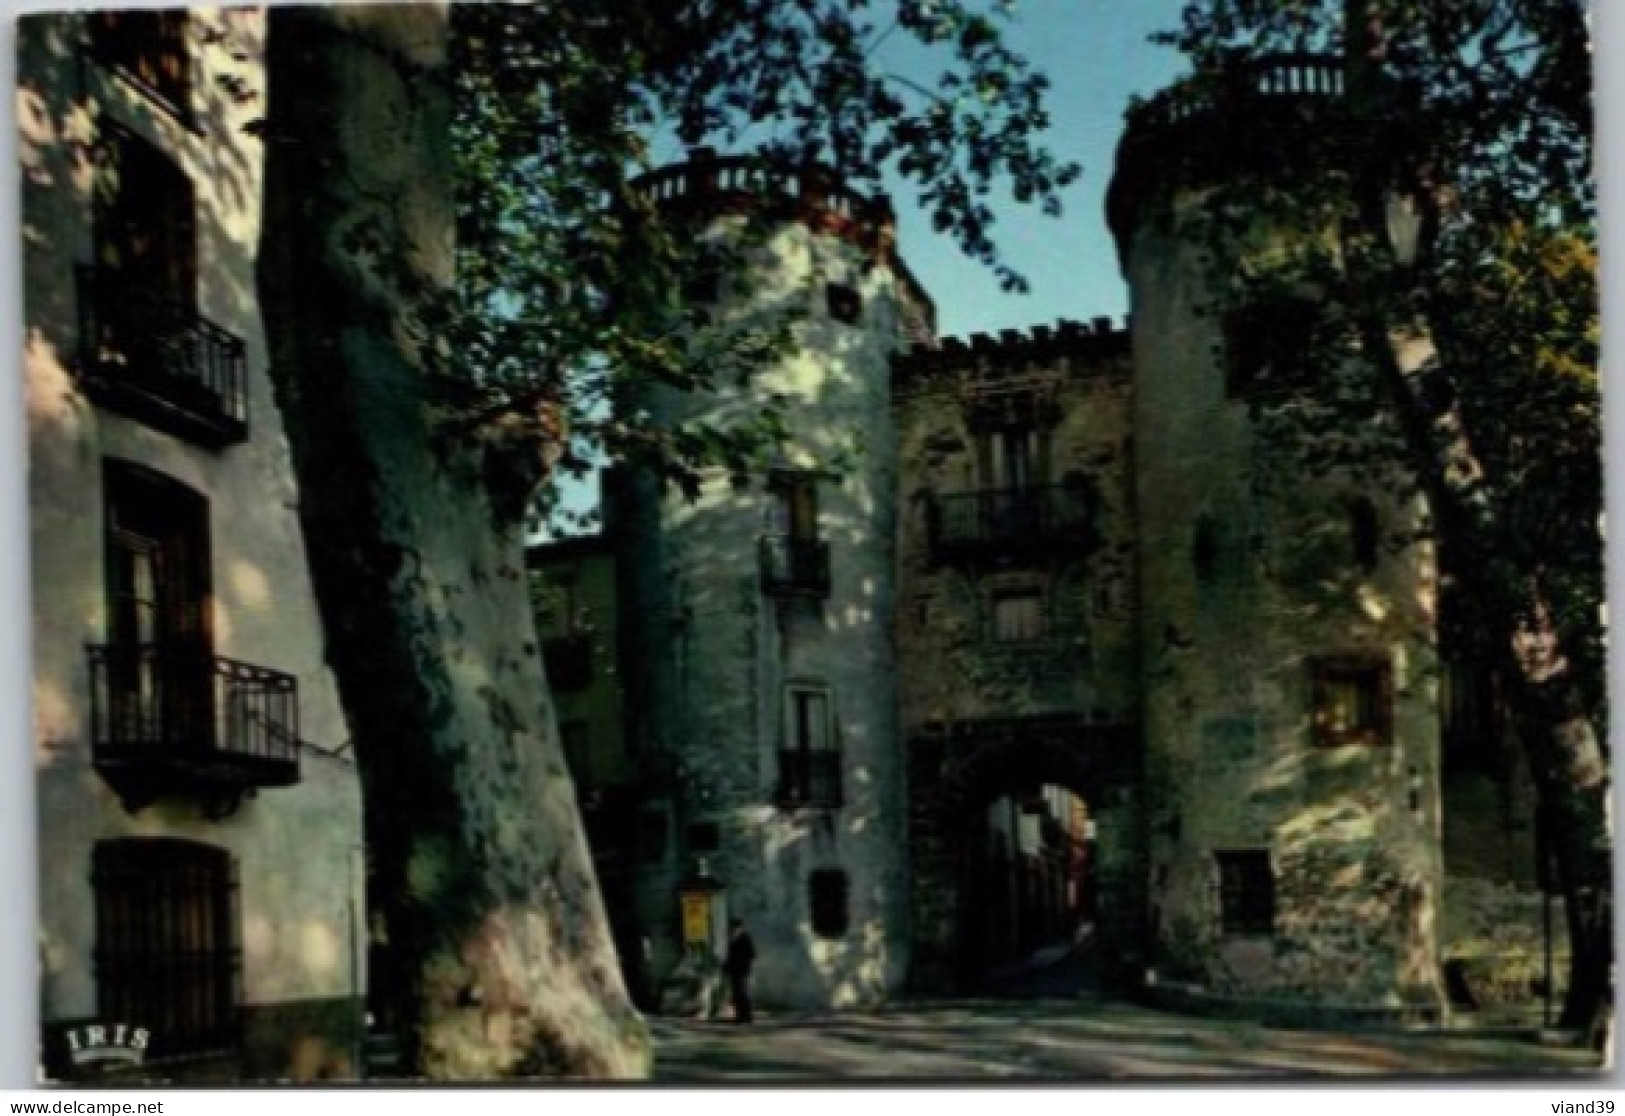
[722,918,756,1024]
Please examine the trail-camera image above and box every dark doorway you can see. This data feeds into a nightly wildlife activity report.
[907,717,1143,999]
[965,784,1099,998]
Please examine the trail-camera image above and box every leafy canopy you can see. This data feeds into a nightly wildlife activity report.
[429,1,1079,529]
[1151,0,1598,693]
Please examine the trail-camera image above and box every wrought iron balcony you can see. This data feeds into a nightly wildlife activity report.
[87,644,300,815]
[542,631,594,693]
[928,485,1098,559]
[759,535,832,598]
[76,265,249,448]
[776,748,843,809]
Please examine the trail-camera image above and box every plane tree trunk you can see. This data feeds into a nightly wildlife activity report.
[1342,2,1609,1040]
[1358,300,1611,1040]
[255,4,650,1079]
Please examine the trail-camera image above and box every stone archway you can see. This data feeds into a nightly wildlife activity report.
[907,715,1145,997]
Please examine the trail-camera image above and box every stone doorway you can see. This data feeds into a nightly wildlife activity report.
[907,716,1144,997]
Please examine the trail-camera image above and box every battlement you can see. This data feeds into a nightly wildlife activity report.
[632,147,898,263]
[1106,53,1370,257]
[894,316,1130,388]
[1124,53,1346,137]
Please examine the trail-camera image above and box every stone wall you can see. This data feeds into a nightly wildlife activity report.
[894,323,1138,728]
[894,322,1146,993]
[1122,205,1445,1013]
[614,191,914,1008]
[1440,735,1563,1016]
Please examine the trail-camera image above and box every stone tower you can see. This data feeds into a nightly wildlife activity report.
[1108,57,1447,1020]
[611,150,931,1008]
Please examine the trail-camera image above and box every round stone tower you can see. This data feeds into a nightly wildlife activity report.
[1107,57,1446,1022]
[611,149,929,1009]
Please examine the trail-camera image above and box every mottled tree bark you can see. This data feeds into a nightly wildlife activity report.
[256,4,649,1079]
[1342,2,1609,1039]
[1361,307,1611,1039]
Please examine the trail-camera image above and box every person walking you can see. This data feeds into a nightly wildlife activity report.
[723,918,756,1025]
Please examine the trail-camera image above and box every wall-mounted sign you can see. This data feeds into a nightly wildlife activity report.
[680,891,713,945]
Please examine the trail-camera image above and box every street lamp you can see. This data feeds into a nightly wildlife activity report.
[1385,190,1425,268]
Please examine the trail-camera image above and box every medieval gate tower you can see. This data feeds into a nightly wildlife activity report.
[1108,57,1447,1018]
[611,150,929,1008]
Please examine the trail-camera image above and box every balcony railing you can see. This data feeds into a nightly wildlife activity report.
[776,748,843,809]
[759,535,832,598]
[76,265,249,448]
[542,631,594,693]
[928,485,1098,558]
[87,644,300,812]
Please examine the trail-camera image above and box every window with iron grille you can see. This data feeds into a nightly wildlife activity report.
[1214,849,1274,936]
[779,684,841,808]
[93,838,240,1058]
[1310,655,1393,748]
[809,869,850,938]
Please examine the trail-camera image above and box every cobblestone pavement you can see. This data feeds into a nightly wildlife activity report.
[650,999,1608,1082]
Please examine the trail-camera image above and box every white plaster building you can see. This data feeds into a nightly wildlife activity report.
[22,9,366,1080]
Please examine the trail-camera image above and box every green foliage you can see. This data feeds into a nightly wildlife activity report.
[1157,0,1600,700]
[426,2,1077,531]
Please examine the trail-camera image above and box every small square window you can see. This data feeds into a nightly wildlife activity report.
[686,821,720,854]
[825,282,862,324]
[810,868,850,938]
[683,267,721,305]
[1215,849,1274,936]
[1310,656,1392,747]
[991,591,1045,643]
[1223,297,1318,399]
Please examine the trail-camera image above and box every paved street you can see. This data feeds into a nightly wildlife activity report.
[650,999,1606,1081]
[355,992,1599,1085]
[649,930,1608,1081]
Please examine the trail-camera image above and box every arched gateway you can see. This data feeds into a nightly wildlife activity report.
[908,714,1145,996]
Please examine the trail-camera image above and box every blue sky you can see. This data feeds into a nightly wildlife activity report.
[554,3,1193,529]
[878,1,1192,338]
